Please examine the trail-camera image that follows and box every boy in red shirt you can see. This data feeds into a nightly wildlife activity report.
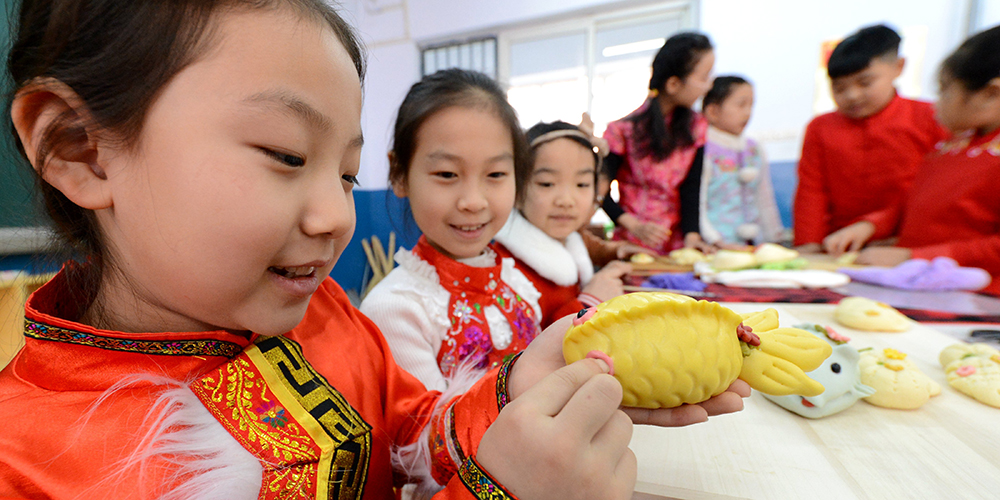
[793,24,947,251]
[823,25,1000,295]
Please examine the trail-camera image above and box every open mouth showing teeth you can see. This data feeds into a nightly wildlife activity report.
[269,266,316,279]
[454,223,487,232]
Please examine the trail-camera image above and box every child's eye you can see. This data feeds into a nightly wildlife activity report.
[260,148,305,167]
[342,174,360,186]
[537,181,554,188]
[433,171,457,179]
[578,183,592,189]
[488,171,508,179]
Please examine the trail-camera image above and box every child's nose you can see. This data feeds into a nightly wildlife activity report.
[457,184,488,212]
[301,176,353,239]
[555,190,575,207]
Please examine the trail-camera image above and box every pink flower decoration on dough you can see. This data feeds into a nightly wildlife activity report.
[737,323,760,346]
[824,326,850,343]
[956,365,976,377]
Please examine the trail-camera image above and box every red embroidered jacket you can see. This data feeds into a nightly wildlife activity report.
[0,270,517,499]
[862,128,1000,295]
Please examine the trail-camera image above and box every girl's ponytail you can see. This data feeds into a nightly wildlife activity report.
[630,32,712,160]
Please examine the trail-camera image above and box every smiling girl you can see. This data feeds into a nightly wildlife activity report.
[494,121,632,328]
[360,69,544,392]
[0,1,747,497]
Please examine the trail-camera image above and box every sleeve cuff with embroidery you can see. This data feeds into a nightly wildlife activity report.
[458,456,520,500]
[427,353,522,485]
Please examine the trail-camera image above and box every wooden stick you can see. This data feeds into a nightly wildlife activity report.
[361,239,378,276]
[622,285,717,298]
[371,235,391,274]
[387,232,396,267]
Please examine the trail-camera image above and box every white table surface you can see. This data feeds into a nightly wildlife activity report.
[631,303,1000,500]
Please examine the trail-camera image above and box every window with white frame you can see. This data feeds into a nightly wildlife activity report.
[498,2,695,136]
[422,38,498,78]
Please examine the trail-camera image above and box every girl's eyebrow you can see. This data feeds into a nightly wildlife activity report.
[243,89,332,132]
[426,151,512,164]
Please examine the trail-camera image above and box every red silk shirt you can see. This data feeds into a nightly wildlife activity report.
[0,269,519,499]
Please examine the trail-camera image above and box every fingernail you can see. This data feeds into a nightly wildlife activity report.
[586,350,614,375]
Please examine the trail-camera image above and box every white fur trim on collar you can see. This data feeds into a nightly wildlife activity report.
[494,211,594,286]
[92,377,262,500]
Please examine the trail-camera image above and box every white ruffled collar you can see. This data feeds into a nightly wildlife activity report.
[493,210,594,287]
[707,125,748,150]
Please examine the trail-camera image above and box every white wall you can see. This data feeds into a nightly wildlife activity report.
[341,0,637,190]
[342,0,976,188]
[976,0,1000,30]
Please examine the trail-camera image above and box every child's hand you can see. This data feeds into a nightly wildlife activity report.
[615,243,654,261]
[683,232,715,254]
[582,261,632,303]
[856,247,912,267]
[477,357,637,500]
[795,243,823,254]
[823,221,875,255]
[509,316,750,425]
[619,214,670,248]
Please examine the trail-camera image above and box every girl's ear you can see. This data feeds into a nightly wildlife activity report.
[704,102,721,123]
[982,77,1000,103]
[11,78,112,210]
[664,75,684,96]
[387,151,408,198]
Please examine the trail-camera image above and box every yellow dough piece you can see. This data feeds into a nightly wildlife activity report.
[835,297,912,332]
[630,252,655,264]
[668,247,707,265]
[710,250,757,271]
[939,343,1000,408]
[563,293,832,408]
[860,348,941,409]
[753,243,799,264]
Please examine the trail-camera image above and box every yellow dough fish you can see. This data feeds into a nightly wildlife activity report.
[563,292,833,408]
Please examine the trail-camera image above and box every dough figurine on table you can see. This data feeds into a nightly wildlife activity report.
[563,293,833,409]
[939,343,1000,408]
[763,324,875,418]
[859,347,940,409]
[630,252,656,264]
[709,250,757,271]
[668,247,707,266]
[835,296,912,332]
[753,243,799,265]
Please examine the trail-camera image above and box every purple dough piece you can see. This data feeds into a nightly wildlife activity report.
[642,272,707,292]
[840,257,991,291]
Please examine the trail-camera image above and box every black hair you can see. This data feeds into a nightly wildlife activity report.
[827,24,901,79]
[524,120,599,191]
[629,32,712,161]
[389,68,531,202]
[703,75,751,111]
[6,0,365,303]
[941,24,1000,92]
[525,121,597,165]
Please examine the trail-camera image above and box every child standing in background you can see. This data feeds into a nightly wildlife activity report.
[494,121,632,329]
[824,25,1000,295]
[601,32,715,254]
[0,3,750,497]
[680,76,783,250]
[361,69,543,392]
[794,24,948,252]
